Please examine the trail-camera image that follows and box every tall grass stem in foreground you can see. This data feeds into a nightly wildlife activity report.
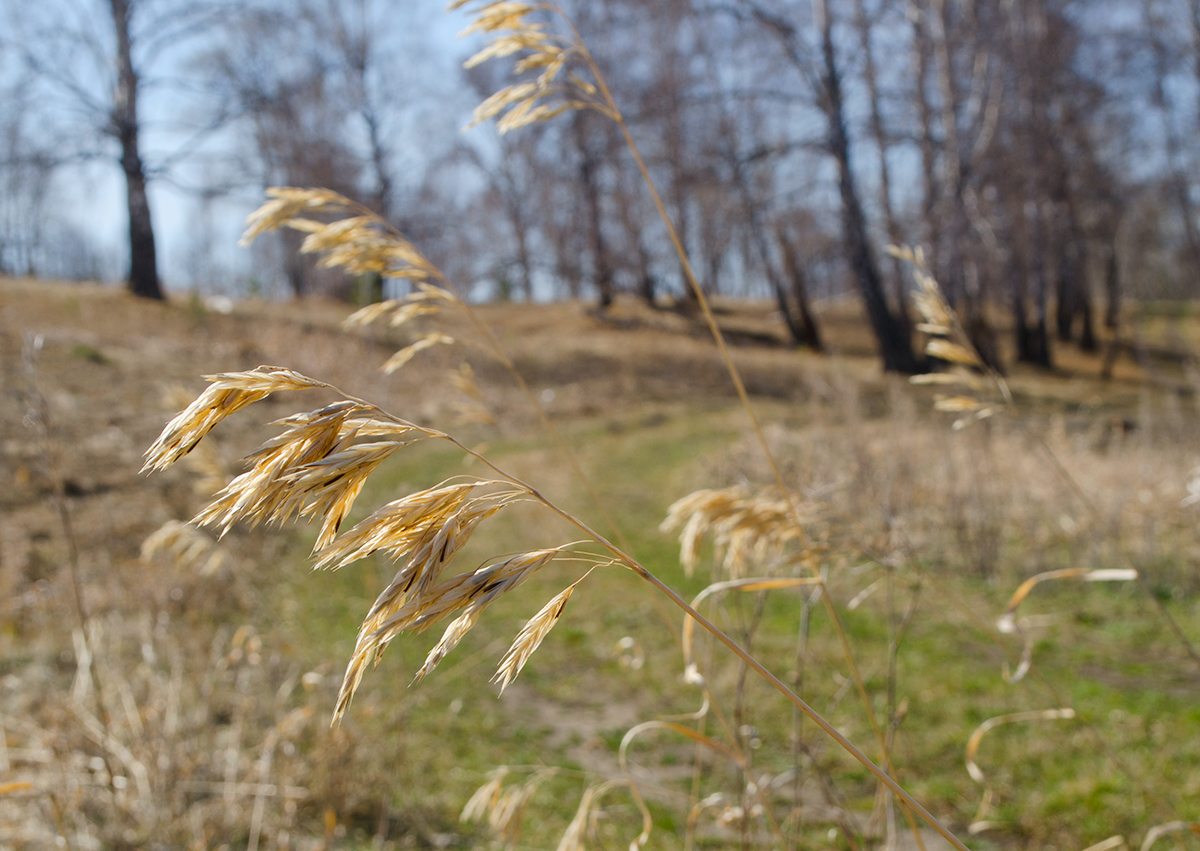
[144,366,970,851]
[452,5,932,846]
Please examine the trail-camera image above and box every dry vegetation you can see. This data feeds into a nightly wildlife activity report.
[1,275,1199,850]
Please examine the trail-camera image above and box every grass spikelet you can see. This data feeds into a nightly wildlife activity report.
[382,333,458,374]
[239,187,354,244]
[460,767,549,845]
[311,479,516,572]
[140,520,227,576]
[413,606,485,683]
[494,579,581,692]
[461,768,508,824]
[344,285,462,333]
[280,439,426,550]
[334,546,568,722]
[661,486,815,578]
[453,0,614,132]
[240,188,437,280]
[555,785,597,851]
[142,366,325,471]
[193,401,370,536]
[925,339,983,368]
[488,772,545,844]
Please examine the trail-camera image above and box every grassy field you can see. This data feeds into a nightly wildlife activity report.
[1,277,1198,850]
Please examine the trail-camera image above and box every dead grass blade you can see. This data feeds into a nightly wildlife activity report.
[965,708,1076,831]
[681,577,822,684]
[1139,821,1200,851]
[1080,837,1126,851]
[997,568,1139,635]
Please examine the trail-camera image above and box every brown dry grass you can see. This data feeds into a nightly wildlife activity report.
[2,276,1199,849]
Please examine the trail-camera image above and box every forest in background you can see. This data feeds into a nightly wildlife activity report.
[2,0,1200,372]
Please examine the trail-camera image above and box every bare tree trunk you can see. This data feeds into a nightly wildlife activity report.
[573,114,615,308]
[854,0,912,343]
[911,8,942,274]
[816,0,916,372]
[110,0,163,300]
[1104,241,1121,330]
[775,222,824,350]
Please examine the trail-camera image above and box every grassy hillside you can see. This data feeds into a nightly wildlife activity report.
[1,277,1198,850]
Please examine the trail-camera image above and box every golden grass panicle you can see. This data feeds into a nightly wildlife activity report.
[142,366,326,472]
[461,768,550,846]
[451,0,614,132]
[493,580,579,692]
[661,485,815,578]
[140,520,227,576]
[240,188,437,281]
[334,546,569,721]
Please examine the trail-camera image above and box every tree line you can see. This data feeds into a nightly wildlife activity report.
[2,0,1198,371]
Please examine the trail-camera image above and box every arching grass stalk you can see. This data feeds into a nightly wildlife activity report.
[144,366,971,851]
[449,3,930,846]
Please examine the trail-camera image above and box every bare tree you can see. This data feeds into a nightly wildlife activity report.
[740,0,919,371]
[6,0,228,299]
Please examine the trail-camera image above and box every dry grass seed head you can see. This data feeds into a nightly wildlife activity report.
[333,546,568,722]
[140,520,227,576]
[193,400,369,536]
[240,188,437,280]
[142,367,327,472]
[453,0,612,133]
[493,580,579,692]
[239,187,354,244]
[661,486,813,578]
[312,480,518,572]
[461,768,508,824]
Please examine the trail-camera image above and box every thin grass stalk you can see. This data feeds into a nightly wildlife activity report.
[579,43,930,850]
[899,249,1200,675]
[625,567,970,851]
[1028,434,1200,673]
[879,526,1185,826]
[22,336,130,814]
[321,194,687,645]
[152,368,970,850]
